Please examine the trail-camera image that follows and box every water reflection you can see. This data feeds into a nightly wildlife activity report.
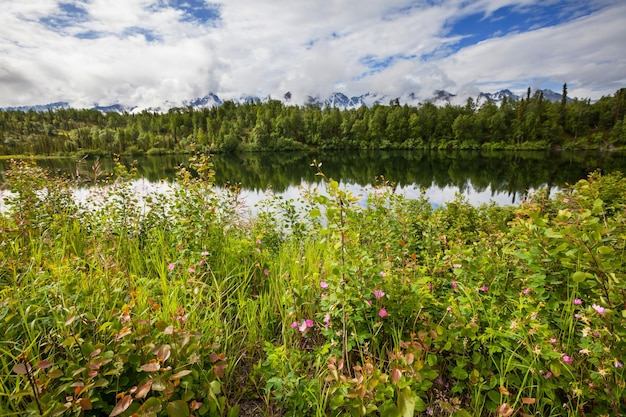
[1,150,625,206]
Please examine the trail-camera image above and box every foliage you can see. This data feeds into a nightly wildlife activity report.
[1,156,625,416]
[1,87,626,156]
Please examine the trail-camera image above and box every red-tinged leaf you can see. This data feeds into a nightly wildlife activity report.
[163,325,174,335]
[114,327,132,341]
[141,362,160,372]
[499,386,511,396]
[70,381,85,388]
[190,400,203,411]
[65,315,76,326]
[135,380,152,399]
[90,348,102,358]
[37,360,54,369]
[109,394,133,417]
[522,397,536,405]
[13,363,31,375]
[170,370,192,380]
[497,403,514,417]
[209,352,219,363]
[78,397,92,410]
[154,344,171,363]
[214,363,227,378]
[392,368,402,384]
[405,353,415,365]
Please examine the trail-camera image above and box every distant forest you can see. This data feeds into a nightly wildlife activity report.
[1,85,625,156]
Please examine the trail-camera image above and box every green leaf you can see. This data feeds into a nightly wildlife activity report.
[398,388,415,417]
[310,208,321,219]
[453,409,473,417]
[597,246,612,255]
[414,395,427,412]
[572,271,587,283]
[166,400,190,417]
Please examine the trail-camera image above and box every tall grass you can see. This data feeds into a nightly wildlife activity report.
[0,158,624,417]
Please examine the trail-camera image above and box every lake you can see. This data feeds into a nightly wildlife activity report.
[1,150,626,209]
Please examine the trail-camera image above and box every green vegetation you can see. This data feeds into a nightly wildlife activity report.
[1,86,625,156]
[1,156,625,416]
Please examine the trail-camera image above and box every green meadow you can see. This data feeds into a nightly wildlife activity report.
[1,156,624,416]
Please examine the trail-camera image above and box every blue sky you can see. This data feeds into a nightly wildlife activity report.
[0,0,624,108]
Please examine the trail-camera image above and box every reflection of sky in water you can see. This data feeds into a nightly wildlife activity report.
[0,178,560,216]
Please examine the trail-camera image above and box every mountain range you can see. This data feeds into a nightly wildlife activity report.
[1,88,571,113]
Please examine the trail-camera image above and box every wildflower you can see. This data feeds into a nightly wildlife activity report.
[378,308,388,318]
[373,289,385,300]
[263,268,269,276]
[188,267,195,273]
[177,246,182,251]
[366,300,372,306]
[446,306,452,312]
[320,281,329,289]
[453,263,462,269]
[324,313,331,329]
[579,349,590,355]
[379,271,387,277]
[573,298,582,305]
[200,259,206,266]
[562,355,573,364]
[480,286,488,292]
[305,319,314,328]
[168,263,175,271]
[298,321,307,332]
[523,288,531,295]
[256,239,262,245]
[452,281,458,289]
[550,338,557,344]
[543,371,552,379]
[592,304,606,315]
[290,321,298,329]
[201,251,209,256]
[616,360,624,368]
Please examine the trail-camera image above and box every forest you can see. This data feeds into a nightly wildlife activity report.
[1,86,625,156]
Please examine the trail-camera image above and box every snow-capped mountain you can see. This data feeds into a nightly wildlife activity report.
[1,88,573,113]
[3,101,70,112]
[477,89,520,104]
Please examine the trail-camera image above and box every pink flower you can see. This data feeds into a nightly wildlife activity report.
[573,298,582,305]
[366,300,372,306]
[324,313,331,329]
[320,281,329,289]
[177,246,183,251]
[298,319,314,333]
[592,304,606,315]
[451,282,458,289]
[480,286,488,292]
[378,308,388,318]
[290,321,298,329]
[256,239,262,245]
[562,355,572,364]
[379,271,387,277]
[201,251,209,256]
[168,263,175,271]
[188,267,195,273]
[263,268,269,276]
[550,338,557,344]
[373,289,385,300]
[543,371,552,379]
[616,360,624,368]
[446,306,452,312]
[453,263,462,269]
[523,288,531,295]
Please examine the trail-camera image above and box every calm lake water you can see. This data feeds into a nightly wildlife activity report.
[2,150,626,208]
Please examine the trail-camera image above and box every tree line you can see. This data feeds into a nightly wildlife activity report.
[1,85,625,156]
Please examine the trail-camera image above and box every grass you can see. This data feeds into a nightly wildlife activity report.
[0,157,625,417]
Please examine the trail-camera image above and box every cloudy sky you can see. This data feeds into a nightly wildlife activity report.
[1,0,625,108]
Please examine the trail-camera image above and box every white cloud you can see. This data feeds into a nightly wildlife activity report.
[0,0,624,107]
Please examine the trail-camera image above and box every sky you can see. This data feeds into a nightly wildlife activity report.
[1,0,625,109]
